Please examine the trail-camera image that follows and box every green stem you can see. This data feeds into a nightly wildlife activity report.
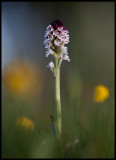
[55,59,62,135]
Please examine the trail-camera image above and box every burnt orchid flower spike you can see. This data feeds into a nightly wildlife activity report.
[44,19,70,135]
[44,19,70,63]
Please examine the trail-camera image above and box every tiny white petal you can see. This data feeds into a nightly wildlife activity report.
[53,30,58,36]
[45,51,50,57]
[49,61,54,68]
[62,54,70,62]
[54,39,61,46]
[60,45,68,53]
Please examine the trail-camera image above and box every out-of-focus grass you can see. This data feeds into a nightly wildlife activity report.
[2,60,114,158]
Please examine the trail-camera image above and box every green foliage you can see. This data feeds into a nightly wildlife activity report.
[2,71,114,158]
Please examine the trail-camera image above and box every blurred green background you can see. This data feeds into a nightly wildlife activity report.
[2,2,115,158]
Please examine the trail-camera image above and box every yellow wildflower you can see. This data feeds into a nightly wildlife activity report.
[16,116,34,131]
[3,60,44,96]
[94,85,109,103]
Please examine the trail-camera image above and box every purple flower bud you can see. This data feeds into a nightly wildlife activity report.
[51,19,64,30]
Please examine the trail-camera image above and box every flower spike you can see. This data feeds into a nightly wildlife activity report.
[44,19,70,65]
[44,19,70,135]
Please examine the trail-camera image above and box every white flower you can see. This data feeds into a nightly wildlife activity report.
[46,61,56,77]
[45,49,54,57]
[54,39,61,47]
[53,30,59,36]
[47,25,54,32]
[45,51,49,57]
[48,33,54,41]
[60,46,68,53]
[62,54,71,62]
[49,61,54,68]
[57,26,63,31]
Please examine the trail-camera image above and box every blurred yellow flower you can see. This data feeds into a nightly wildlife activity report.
[3,60,44,96]
[16,116,34,130]
[94,85,109,103]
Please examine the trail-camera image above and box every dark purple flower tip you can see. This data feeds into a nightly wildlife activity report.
[51,19,65,30]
